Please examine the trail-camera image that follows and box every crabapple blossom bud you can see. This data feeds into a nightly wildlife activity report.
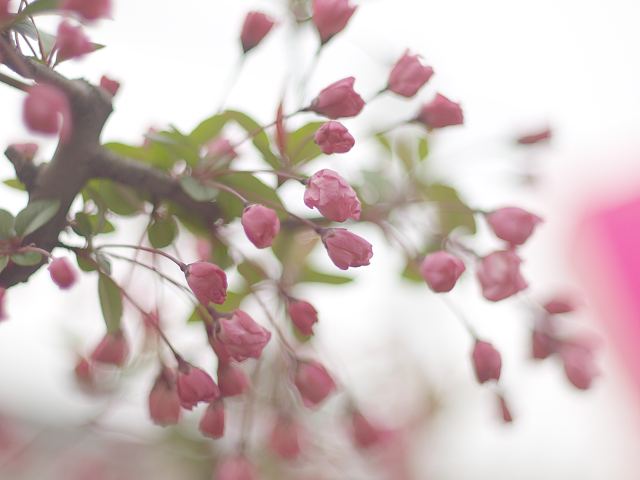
[55,21,93,61]
[9,143,38,160]
[561,343,598,390]
[206,137,237,160]
[304,169,361,222]
[241,204,280,249]
[90,331,128,367]
[185,261,228,306]
[216,310,271,362]
[61,0,111,21]
[388,51,434,98]
[148,368,181,426]
[350,411,389,449]
[176,363,220,410]
[312,0,357,44]
[0,1,9,21]
[497,395,513,423]
[419,251,465,293]
[23,84,72,141]
[240,11,276,53]
[99,75,120,96]
[417,93,464,129]
[268,416,303,460]
[309,77,365,119]
[0,288,6,321]
[288,300,318,336]
[472,340,502,383]
[214,455,257,480]
[476,250,528,302]
[48,257,77,289]
[218,363,250,397]
[73,356,94,389]
[486,207,542,246]
[322,228,373,270]
[516,127,552,145]
[543,296,576,315]
[532,330,556,360]
[294,360,336,408]
[199,400,225,439]
[314,121,355,154]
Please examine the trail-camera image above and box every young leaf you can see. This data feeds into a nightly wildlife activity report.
[0,209,15,240]
[148,215,178,248]
[299,266,353,285]
[288,122,323,165]
[3,179,26,191]
[0,256,9,274]
[11,251,42,266]
[14,199,60,237]
[179,176,218,202]
[98,274,123,333]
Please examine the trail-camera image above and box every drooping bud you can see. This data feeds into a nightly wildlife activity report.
[314,121,355,154]
[199,400,225,439]
[561,342,598,390]
[419,251,465,293]
[304,169,361,222]
[241,204,280,249]
[90,331,128,367]
[417,93,463,130]
[240,11,276,53]
[312,0,357,44]
[516,127,552,145]
[185,261,228,306]
[543,296,576,315]
[176,363,220,410]
[73,356,95,390]
[322,228,373,270]
[471,340,502,383]
[486,207,542,246]
[55,21,93,61]
[531,329,556,360]
[216,310,271,362]
[48,257,77,290]
[388,51,434,98]
[218,363,250,397]
[99,75,120,96]
[148,368,181,426]
[309,77,365,119]
[61,0,111,21]
[23,84,72,141]
[476,250,528,302]
[294,360,336,408]
[214,455,258,480]
[288,300,318,336]
[268,415,303,460]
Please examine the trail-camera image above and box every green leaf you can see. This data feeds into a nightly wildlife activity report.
[15,0,60,18]
[3,179,26,191]
[14,199,60,237]
[418,138,429,161]
[425,183,477,235]
[237,260,267,286]
[217,173,284,220]
[146,128,201,166]
[226,111,280,169]
[72,212,115,238]
[217,290,248,314]
[12,20,58,57]
[189,114,227,146]
[98,274,123,333]
[299,266,353,285]
[179,176,218,202]
[401,261,424,283]
[148,215,178,248]
[76,253,97,272]
[86,180,143,216]
[96,253,112,275]
[104,142,174,171]
[0,209,15,240]
[11,251,42,266]
[0,256,9,273]
[288,122,323,165]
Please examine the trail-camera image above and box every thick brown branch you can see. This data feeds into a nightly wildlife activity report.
[4,145,39,190]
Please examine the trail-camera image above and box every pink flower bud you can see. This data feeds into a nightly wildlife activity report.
[199,400,225,439]
[241,204,280,249]
[23,84,72,141]
[476,250,528,302]
[294,360,336,408]
[471,340,502,383]
[206,137,237,160]
[304,169,361,222]
[312,0,357,44]
[55,21,93,61]
[0,288,6,321]
[73,356,95,390]
[288,300,318,336]
[48,257,77,289]
[218,363,250,397]
[314,121,355,154]
[543,296,576,314]
[497,394,513,423]
[99,75,120,96]
[90,331,128,367]
[240,11,276,53]
[516,127,552,145]
[214,455,257,480]
[61,0,111,21]
[486,207,542,246]
[322,228,373,270]
[350,411,390,449]
[0,1,10,21]
[185,261,228,306]
[216,310,271,362]
[388,51,434,98]
[309,77,365,119]
[419,251,465,293]
[417,93,464,130]
[148,368,181,426]
[561,342,598,390]
[9,143,38,160]
[268,416,303,460]
[176,363,220,410]
[532,330,556,360]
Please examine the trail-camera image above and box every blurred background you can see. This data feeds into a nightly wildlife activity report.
[1,0,640,478]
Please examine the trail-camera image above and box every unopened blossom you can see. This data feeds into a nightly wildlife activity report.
[476,250,528,302]
[240,11,276,53]
[516,127,552,145]
[218,363,250,397]
[304,169,361,222]
[90,331,128,367]
[309,77,365,119]
[48,257,77,289]
[9,143,38,161]
[55,21,93,61]
[532,330,556,360]
[199,400,225,439]
[312,0,357,44]
[185,261,227,306]
[206,137,237,160]
[294,360,336,408]
[241,204,280,249]
[419,251,465,293]
[543,296,576,315]
[350,411,390,449]
[388,51,434,97]
[314,121,355,154]
[214,455,257,480]
[288,300,318,336]
[486,207,542,246]
[61,0,111,21]
[322,228,373,270]
[472,340,502,383]
[216,310,271,362]
[23,84,72,141]
[268,416,303,460]
[417,93,463,129]
[176,363,220,410]
[561,342,598,390]
[73,356,95,390]
[0,1,10,21]
[497,395,513,423]
[99,75,120,96]
[148,368,181,426]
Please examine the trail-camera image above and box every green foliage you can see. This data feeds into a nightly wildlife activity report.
[3,179,26,191]
[11,251,42,266]
[148,215,178,248]
[14,199,60,237]
[85,180,143,216]
[425,183,477,235]
[179,177,218,202]
[287,122,323,165]
[0,209,15,240]
[98,274,123,333]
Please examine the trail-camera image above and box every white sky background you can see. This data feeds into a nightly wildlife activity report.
[1,1,640,479]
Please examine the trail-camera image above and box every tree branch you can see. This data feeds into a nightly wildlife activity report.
[4,145,40,190]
